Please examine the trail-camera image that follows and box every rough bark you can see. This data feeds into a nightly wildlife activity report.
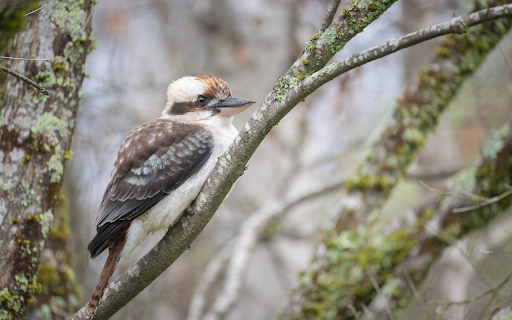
[26,195,82,320]
[0,1,94,318]
[280,1,512,319]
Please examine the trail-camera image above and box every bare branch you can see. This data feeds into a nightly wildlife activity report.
[319,0,342,32]
[419,181,512,213]
[416,268,512,320]
[200,181,344,320]
[367,273,396,320]
[24,1,55,16]
[293,4,512,106]
[0,55,53,63]
[0,65,49,95]
[359,127,512,320]
[478,249,512,255]
[187,247,232,320]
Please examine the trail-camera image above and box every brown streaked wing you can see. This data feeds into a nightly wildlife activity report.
[88,119,212,258]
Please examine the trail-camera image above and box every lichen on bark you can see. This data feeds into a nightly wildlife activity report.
[361,123,512,320]
[276,0,398,101]
[0,0,93,318]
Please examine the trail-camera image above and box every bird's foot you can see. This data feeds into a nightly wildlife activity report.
[187,205,195,215]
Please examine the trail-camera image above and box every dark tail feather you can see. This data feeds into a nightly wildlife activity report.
[86,224,129,315]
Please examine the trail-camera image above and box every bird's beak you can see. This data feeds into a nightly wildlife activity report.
[210,97,255,116]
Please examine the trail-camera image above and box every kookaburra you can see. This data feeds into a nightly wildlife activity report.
[86,75,254,315]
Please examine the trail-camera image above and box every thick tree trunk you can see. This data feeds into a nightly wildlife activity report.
[0,1,93,318]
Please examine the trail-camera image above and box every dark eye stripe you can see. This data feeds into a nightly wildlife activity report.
[169,102,197,115]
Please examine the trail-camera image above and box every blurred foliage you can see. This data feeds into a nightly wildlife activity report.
[0,0,39,54]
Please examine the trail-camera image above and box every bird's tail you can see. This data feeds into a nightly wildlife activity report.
[86,225,129,315]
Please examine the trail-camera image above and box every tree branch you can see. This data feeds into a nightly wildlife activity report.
[289,4,512,115]
[198,181,344,320]
[0,65,50,95]
[358,125,512,320]
[187,246,232,320]
[290,123,512,320]
[69,2,512,319]
[319,0,342,32]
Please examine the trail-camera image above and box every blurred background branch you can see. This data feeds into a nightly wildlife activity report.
[281,0,512,318]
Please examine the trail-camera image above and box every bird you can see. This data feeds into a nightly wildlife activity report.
[85,74,255,315]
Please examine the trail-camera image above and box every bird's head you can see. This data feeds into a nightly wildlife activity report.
[161,75,255,122]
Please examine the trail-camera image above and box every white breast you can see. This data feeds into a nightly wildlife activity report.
[121,116,238,260]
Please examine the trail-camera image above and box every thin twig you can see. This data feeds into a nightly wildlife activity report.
[360,302,375,320]
[24,1,55,16]
[201,181,345,320]
[476,268,512,320]
[423,248,450,296]
[0,66,50,95]
[453,188,512,213]
[418,181,512,213]
[0,56,53,63]
[319,0,342,32]
[403,270,430,313]
[347,300,361,319]
[418,181,476,200]
[405,166,464,180]
[187,246,232,320]
[367,273,396,320]
[478,249,512,255]
[418,268,512,319]
[499,45,512,73]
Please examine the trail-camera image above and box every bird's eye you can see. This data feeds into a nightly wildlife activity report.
[196,96,208,106]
